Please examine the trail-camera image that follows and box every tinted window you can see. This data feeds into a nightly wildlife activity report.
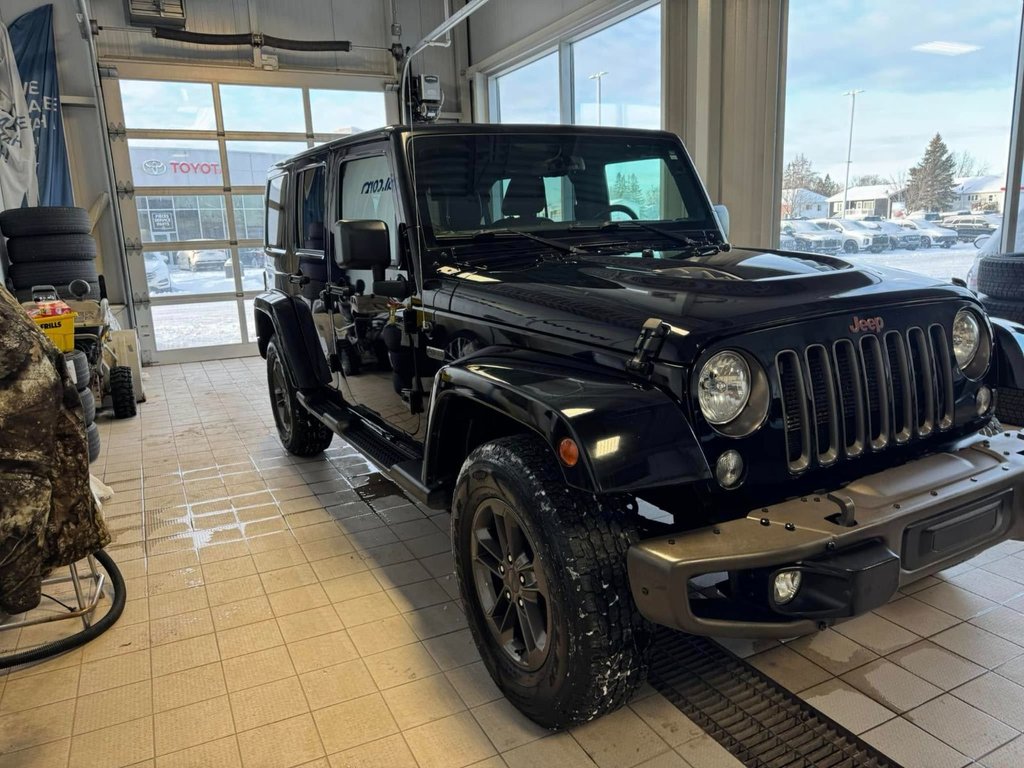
[340,155,399,265]
[296,166,326,252]
[266,173,286,248]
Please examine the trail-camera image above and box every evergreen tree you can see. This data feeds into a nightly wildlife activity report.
[906,134,957,212]
[612,172,626,199]
[811,173,842,197]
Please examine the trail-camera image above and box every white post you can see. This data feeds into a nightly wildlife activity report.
[841,89,864,217]
[589,71,608,125]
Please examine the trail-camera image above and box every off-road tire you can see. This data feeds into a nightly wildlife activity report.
[110,366,137,419]
[6,234,97,263]
[977,254,1024,301]
[981,296,1024,325]
[266,337,333,456]
[9,260,99,294]
[65,350,90,389]
[79,387,96,425]
[452,434,653,729]
[997,388,1024,427]
[0,206,91,238]
[86,422,101,463]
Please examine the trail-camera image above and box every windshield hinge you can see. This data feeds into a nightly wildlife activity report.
[626,318,670,377]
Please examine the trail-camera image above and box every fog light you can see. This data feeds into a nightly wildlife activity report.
[976,386,992,415]
[715,450,744,488]
[773,570,802,605]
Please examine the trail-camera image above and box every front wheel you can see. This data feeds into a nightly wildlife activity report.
[921,237,931,249]
[844,240,859,254]
[452,435,652,729]
[266,337,333,456]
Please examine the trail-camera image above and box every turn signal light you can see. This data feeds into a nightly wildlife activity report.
[558,438,579,467]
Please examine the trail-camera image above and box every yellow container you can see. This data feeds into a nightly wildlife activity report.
[33,311,78,352]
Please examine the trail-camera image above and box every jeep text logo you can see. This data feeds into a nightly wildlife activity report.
[849,315,885,333]
[361,177,393,194]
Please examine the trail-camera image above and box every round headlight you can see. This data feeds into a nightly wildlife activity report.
[698,351,751,425]
[953,310,981,368]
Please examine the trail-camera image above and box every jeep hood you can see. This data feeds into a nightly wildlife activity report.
[442,247,973,363]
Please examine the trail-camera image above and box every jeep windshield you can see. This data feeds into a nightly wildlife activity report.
[408,130,718,251]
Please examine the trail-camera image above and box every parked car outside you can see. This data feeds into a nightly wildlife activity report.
[812,218,888,253]
[779,219,842,253]
[860,217,920,250]
[175,245,229,271]
[144,252,171,292]
[899,218,957,248]
[943,215,1000,242]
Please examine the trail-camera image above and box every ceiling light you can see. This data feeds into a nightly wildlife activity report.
[912,41,981,56]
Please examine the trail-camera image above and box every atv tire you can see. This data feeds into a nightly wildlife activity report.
[977,254,1024,301]
[79,387,96,425]
[86,422,101,463]
[6,234,97,263]
[266,337,333,456]
[452,434,653,729]
[981,296,1024,325]
[997,388,1024,427]
[110,366,137,419]
[0,206,91,238]
[65,350,90,389]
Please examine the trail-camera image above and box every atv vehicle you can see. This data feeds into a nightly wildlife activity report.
[255,124,1024,729]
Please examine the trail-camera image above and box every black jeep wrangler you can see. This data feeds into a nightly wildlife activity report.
[255,124,1024,728]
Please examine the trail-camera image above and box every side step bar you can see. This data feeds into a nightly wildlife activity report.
[297,392,448,509]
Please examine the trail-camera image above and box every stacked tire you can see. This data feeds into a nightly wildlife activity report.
[978,253,1024,425]
[0,207,100,301]
[66,350,101,463]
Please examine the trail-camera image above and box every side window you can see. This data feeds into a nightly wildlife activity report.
[603,158,684,221]
[296,165,326,253]
[340,155,399,265]
[266,173,286,249]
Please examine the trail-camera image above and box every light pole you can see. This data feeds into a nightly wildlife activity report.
[841,89,864,217]
[589,71,608,125]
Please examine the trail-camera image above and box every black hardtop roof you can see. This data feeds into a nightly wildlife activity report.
[272,123,682,171]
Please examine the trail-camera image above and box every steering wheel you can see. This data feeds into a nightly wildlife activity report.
[485,215,553,228]
[591,203,639,221]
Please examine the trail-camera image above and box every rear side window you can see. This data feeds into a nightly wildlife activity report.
[297,165,326,253]
[266,173,286,248]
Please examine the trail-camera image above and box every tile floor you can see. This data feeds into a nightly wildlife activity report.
[0,356,1022,768]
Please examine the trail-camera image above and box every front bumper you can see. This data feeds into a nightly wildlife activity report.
[628,430,1024,637]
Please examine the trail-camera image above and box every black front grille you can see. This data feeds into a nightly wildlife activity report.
[777,325,955,472]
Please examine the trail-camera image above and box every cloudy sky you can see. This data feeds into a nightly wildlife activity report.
[785,0,1022,182]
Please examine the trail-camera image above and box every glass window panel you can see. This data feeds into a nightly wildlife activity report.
[604,157,681,220]
[782,0,1023,283]
[219,85,305,132]
[267,173,286,248]
[120,80,216,130]
[495,53,560,124]
[152,301,242,350]
[226,141,307,187]
[309,89,387,135]
[297,165,326,252]
[136,195,226,244]
[128,139,223,187]
[341,156,399,264]
[572,6,661,129]
[239,248,269,292]
[146,248,233,295]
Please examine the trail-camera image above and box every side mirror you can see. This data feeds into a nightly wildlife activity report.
[713,204,730,239]
[333,219,391,269]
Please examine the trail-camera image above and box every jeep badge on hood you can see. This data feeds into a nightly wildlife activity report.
[849,315,885,333]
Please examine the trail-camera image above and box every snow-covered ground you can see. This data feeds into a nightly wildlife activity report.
[844,240,980,284]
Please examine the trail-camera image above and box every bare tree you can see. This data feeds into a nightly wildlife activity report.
[888,169,911,211]
[852,173,887,187]
[951,151,990,179]
[782,186,814,218]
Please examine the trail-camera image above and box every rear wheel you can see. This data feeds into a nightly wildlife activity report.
[921,236,932,249]
[452,434,652,729]
[266,337,333,456]
[844,240,858,254]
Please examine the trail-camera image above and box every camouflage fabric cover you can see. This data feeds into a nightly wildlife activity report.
[0,286,110,614]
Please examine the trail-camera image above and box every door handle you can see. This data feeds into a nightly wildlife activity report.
[289,273,310,286]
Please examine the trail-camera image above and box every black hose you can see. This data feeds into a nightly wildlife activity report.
[0,549,126,669]
[152,27,352,52]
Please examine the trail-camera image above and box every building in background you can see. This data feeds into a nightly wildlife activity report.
[827,184,901,218]
[781,187,828,218]
[952,175,1021,213]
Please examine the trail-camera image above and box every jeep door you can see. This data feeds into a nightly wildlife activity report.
[329,147,426,439]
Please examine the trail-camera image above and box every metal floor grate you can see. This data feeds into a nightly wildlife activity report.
[648,631,902,768]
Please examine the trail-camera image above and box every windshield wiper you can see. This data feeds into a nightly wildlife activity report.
[574,220,727,256]
[468,228,589,256]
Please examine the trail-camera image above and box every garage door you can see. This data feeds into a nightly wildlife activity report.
[101,67,391,364]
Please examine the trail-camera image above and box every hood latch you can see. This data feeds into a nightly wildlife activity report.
[627,318,670,377]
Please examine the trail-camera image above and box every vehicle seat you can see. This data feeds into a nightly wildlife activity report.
[500,175,550,222]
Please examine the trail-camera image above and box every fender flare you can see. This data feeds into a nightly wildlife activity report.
[252,292,331,390]
[991,317,1024,391]
[424,350,711,494]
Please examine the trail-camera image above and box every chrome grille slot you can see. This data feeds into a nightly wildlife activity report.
[930,323,954,429]
[860,335,890,450]
[805,344,839,465]
[885,332,913,444]
[907,327,935,437]
[833,340,865,456]
[777,351,810,472]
